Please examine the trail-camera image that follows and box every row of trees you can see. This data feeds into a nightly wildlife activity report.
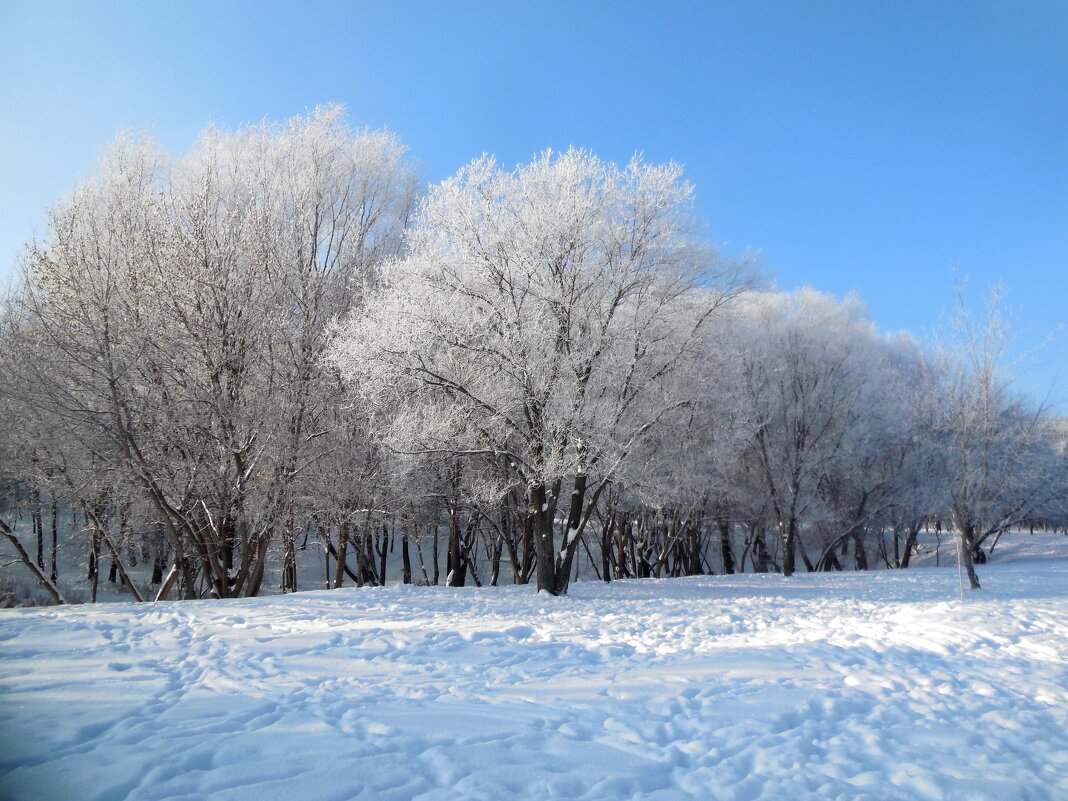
[2,107,1065,603]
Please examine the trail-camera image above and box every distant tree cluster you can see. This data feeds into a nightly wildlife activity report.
[2,107,1065,603]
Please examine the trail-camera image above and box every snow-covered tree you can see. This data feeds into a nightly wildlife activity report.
[732,290,887,576]
[7,107,417,599]
[922,288,1067,589]
[328,149,747,594]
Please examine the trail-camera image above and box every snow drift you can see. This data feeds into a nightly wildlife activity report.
[1,536,1066,801]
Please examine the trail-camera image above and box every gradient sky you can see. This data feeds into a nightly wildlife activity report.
[2,0,1066,408]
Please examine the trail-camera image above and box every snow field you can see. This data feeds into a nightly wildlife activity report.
[1,538,1067,801]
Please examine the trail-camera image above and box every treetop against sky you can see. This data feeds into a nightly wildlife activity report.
[1,0,1064,408]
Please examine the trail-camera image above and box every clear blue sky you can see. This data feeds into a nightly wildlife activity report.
[2,0,1066,408]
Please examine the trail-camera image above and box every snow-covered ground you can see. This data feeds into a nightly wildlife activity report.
[1,536,1066,801]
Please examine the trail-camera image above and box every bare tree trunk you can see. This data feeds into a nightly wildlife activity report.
[86,510,99,581]
[530,483,550,592]
[719,517,735,575]
[376,525,390,587]
[752,524,772,573]
[151,532,166,584]
[90,529,100,603]
[446,507,463,587]
[519,509,535,585]
[156,560,180,601]
[959,525,981,590]
[530,480,561,594]
[32,489,44,569]
[354,525,369,587]
[852,532,868,571]
[600,513,613,583]
[687,517,704,576]
[362,527,377,585]
[432,526,440,586]
[463,521,481,587]
[552,474,587,595]
[489,532,502,587]
[0,518,66,604]
[245,534,269,597]
[50,499,59,583]
[281,529,297,593]
[334,522,349,589]
[401,531,412,585]
[413,538,431,585]
[782,517,797,577]
[324,536,360,584]
[500,499,522,584]
[94,522,144,601]
[626,517,638,578]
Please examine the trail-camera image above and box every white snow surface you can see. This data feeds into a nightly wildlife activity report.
[2,537,1067,801]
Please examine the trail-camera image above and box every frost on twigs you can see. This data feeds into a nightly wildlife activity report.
[4,106,418,600]
[326,148,749,595]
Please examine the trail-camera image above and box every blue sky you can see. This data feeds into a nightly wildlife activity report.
[2,0,1065,408]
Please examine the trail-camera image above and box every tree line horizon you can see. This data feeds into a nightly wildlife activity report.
[1,106,1065,604]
